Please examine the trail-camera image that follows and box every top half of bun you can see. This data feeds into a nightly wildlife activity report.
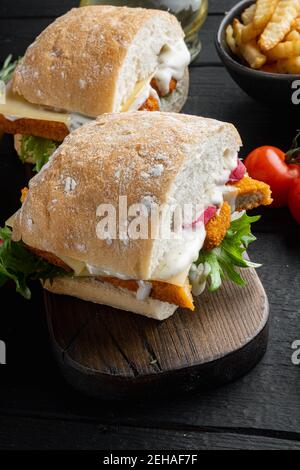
[12,112,241,280]
[11,6,185,117]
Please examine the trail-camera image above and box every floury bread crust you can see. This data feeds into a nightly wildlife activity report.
[12,112,241,281]
[11,6,186,117]
[11,69,188,149]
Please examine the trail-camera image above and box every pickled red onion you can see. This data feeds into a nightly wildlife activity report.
[184,206,217,228]
[229,159,246,182]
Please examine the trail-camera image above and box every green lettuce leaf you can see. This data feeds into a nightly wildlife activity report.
[0,55,20,84]
[196,213,261,292]
[0,226,69,299]
[20,135,58,172]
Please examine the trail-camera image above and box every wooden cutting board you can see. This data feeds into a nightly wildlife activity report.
[45,267,269,400]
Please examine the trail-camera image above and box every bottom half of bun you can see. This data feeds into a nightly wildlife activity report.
[43,276,178,321]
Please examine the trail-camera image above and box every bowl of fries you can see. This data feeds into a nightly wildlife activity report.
[215,0,300,109]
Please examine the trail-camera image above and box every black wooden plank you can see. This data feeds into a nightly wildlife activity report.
[0,0,77,18]
[0,415,299,450]
[0,18,54,59]
[209,0,238,14]
[0,134,27,223]
[0,1,237,18]
[0,233,299,434]
[195,14,222,65]
[184,66,298,155]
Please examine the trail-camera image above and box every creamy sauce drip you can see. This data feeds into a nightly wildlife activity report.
[154,39,190,96]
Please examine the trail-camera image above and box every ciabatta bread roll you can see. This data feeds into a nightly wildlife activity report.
[0,6,190,144]
[10,112,272,320]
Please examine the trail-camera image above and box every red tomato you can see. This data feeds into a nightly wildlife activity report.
[288,163,300,178]
[244,146,298,208]
[288,179,300,224]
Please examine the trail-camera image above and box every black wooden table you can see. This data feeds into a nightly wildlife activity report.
[0,0,300,451]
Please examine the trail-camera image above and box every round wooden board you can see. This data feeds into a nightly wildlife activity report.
[45,268,269,400]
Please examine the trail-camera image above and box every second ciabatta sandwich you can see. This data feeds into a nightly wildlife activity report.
[0,5,190,169]
[2,112,272,320]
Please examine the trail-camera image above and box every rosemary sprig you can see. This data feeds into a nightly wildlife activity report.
[0,55,19,84]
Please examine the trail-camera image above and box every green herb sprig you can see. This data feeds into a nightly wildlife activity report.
[0,55,20,84]
[196,213,261,292]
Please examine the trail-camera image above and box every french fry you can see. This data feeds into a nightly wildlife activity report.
[267,39,300,60]
[226,1,300,74]
[276,55,300,72]
[253,0,279,29]
[241,21,263,42]
[241,4,256,25]
[240,39,267,68]
[285,29,300,40]
[226,24,238,54]
[259,0,300,52]
[232,18,243,46]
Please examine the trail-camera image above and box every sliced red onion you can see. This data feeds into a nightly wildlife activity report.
[203,206,217,224]
[184,206,217,228]
[229,159,246,183]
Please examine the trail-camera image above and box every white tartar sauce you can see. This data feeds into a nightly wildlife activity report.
[154,39,191,96]
[153,222,206,281]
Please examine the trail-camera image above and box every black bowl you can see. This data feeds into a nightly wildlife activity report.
[215,0,300,111]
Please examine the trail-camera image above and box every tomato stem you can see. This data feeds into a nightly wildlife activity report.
[285,130,300,165]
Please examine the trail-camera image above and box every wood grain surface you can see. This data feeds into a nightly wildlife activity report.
[0,0,299,450]
[45,267,269,399]
[0,0,237,18]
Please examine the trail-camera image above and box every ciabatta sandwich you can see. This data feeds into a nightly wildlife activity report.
[0,6,190,170]
[1,112,272,320]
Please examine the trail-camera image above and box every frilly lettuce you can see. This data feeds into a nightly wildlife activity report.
[0,226,68,299]
[192,213,261,293]
[19,135,58,172]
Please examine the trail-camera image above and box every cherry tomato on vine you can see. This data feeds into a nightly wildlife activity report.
[288,179,300,224]
[244,146,298,208]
